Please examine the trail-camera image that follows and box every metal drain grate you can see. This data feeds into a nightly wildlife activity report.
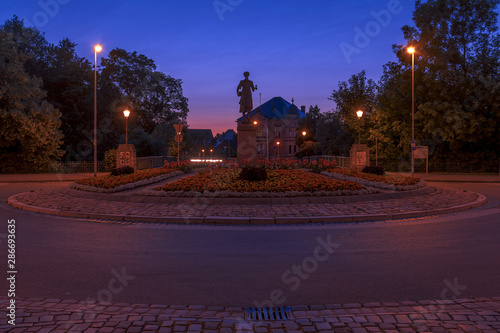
[244,306,293,321]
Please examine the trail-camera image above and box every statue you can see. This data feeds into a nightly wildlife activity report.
[237,71,257,122]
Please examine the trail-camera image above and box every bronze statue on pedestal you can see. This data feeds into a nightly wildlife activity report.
[237,71,257,122]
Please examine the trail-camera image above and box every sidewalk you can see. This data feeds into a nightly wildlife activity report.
[2,296,499,332]
[0,173,107,183]
[394,173,500,183]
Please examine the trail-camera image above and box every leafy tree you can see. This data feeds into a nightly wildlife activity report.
[295,141,321,158]
[296,105,322,147]
[0,30,63,172]
[385,0,500,161]
[329,70,378,142]
[316,112,354,156]
[0,16,49,77]
[101,48,189,133]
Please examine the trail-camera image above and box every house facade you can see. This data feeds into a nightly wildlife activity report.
[236,97,306,159]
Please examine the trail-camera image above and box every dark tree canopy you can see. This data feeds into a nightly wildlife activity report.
[0,30,63,172]
[101,48,189,133]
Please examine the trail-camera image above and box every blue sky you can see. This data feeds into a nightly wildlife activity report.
[2,0,416,134]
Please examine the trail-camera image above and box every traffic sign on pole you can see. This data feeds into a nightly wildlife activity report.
[173,124,184,134]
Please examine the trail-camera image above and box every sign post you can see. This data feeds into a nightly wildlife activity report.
[173,124,184,164]
[414,146,429,175]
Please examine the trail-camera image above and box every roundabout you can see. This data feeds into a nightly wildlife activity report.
[0,176,499,332]
[6,166,487,225]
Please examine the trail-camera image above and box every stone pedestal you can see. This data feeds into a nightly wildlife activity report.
[116,144,137,170]
[237,122,257,164]
[350,144,370,170]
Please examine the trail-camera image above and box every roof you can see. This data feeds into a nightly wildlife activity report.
[236,97,306,122]
[187,129,213,138]
[214,129,236,148]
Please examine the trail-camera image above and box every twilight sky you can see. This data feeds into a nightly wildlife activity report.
[2,0,416,135]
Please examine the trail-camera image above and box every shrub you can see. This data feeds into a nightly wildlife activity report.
[111,165,135,176]
[103,149,117,172]
[239,165,267,181]
[361,165,385,176]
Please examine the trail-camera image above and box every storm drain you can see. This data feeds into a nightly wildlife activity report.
[244,306,293,321]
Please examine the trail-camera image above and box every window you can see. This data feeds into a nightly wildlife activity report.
[257,130,264,138]
[275,128,281,138]
[289,145,292,154]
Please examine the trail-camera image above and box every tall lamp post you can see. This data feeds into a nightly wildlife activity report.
[253,121,269,161]
[123,110,130,144]
[93,44,102,177]
[277,141,281,159]
[408,46,416,177]
[356,110,363,144]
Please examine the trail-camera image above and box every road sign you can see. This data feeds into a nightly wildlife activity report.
[173,124,184,133]
[175,134,183,142]
[414,146,428,159]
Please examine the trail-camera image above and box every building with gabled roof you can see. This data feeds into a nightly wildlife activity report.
[236,97,306,159]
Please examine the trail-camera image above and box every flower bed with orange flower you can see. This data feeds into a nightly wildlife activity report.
[323,168,425,191]
[70,168,183,193]
[150,168,373,198]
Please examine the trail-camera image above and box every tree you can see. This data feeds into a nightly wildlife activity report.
[329,71,378,143]
[295,141,321,158]
[0,30,63,172]
[316,112,354,156]
[385,0,500,161]
[296,105,322,147]
[0,16,49,78]
[101,48,189,133]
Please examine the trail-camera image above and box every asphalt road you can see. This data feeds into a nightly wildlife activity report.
[0,181,499,306]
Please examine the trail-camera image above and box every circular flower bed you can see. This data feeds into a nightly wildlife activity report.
[323,168,425,191]
[149,169,374,197]
[70,168,183,193]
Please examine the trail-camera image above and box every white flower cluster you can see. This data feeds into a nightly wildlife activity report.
[69,171,184,193]
[322,172,427,191]
[139,187,378,198]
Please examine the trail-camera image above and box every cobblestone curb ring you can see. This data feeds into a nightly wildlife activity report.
[6,185,488,225]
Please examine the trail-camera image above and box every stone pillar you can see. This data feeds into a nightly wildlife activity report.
[237,122,257,165]
[349,144,370,170]
[116,144,137,170]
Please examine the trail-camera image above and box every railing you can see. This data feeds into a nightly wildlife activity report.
[137,156,165,170]
[300,155,350,168]
[378,160,500,174]
[7,161,106,174]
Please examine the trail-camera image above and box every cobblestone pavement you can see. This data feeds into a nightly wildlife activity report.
[8,186,483,223]
[2,296,500,332]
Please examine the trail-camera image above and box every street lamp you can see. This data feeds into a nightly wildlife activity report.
[356,110,363,144]
[210,149,213,158]
[302,131,307,136]
[202,149,205,160]
[253,121,269,161]
[93,44,102,177]
[276,141,281,159]
[408,46,416,177]
[123,110,130,144]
